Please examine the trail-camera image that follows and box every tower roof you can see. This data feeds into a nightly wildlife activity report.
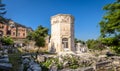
[51,14,74,19]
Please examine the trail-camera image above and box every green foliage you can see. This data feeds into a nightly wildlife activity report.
[74,38,85,45]
[27,25,48,47]
[86,39,105,50]
[110,46,120,54]
[69,57,79,69]
[1,36,14,45]
[70,65,79,69]
[99,0,120,53]
[40,55,95,70]
[9,51,22,71]
[42,58,53,68]
[27,32,34,40]
[100,37,119,46]
[61,55,79,69]
[99,0,120,37]
[35,37,45,47]
[40,58,59,71]
[60,55,93,69]
[57,62,63,69]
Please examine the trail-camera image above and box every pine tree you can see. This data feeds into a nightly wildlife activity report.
[0,0,6,17]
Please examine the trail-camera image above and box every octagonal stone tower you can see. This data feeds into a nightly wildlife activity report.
[50,14,75,53]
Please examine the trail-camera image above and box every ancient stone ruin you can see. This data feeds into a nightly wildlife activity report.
[48,14,75,53]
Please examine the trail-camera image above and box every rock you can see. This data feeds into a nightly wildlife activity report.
[4,49,8,54]
[23,58,30,64]
[27,68,32,71]
[29,64,41,71]
[59,57,63,63]
[31,66,41,71]
[29,60,35,65]
[37,55,45,63]
[0,51,3,54]
[98,55,107,58]
[106,52,115,56]
[0,63,12,70]
[96,61,112,71]
[59,68,74,71]
[30,65,41,71]
[81,66,94,71]
[50,65,58,71]
[98,55,107,62]
[22,55,31,59]
[59,67,94,71]
[58,52,75,57]
[63,61,69,67]
[28,60,42,71]
[3,55,8,58]
[0,57,9,63]
[113,61,120,65]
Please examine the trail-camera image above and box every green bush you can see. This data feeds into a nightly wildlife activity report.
[57,63,63,69]
[42,59,52,68]
[110,46,120,54]
[86,39,106,50]
[69,57,79,69]
[70,65,79,69]
[1,36,14,45]
[40,57,63,70]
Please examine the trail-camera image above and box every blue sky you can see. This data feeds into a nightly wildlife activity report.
[3,0,114,41]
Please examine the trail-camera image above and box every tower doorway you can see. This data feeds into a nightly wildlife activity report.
[62,38,68,48]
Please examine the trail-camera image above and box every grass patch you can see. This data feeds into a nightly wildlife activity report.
[17,47,23,53]
[17,47,26,53]
[8,48,22,71]
[8,53,22,71]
